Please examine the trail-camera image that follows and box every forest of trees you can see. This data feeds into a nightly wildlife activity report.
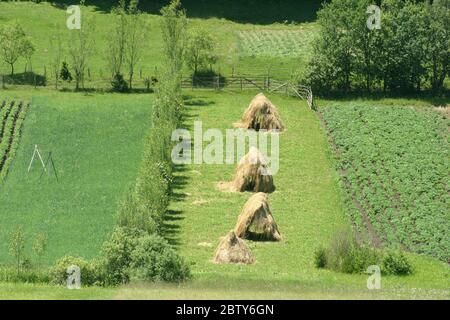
[307,0,449,94]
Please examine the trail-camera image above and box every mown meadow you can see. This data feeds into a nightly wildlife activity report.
[0,0,448,300]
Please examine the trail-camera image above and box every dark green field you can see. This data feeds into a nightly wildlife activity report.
[0,91,152,264]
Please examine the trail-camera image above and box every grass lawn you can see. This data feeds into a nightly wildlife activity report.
[0,89,153,265]
[0,282,115,300]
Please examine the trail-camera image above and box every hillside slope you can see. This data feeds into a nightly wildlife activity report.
[0,92,152,264]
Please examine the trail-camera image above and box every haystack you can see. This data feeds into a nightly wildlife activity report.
[213,230,255,264]
[234,93,284,132]
[218,147,275,193]
[234,192,282,241]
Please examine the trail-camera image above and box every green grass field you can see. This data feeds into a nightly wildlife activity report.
[0,90,153,265]
[162,91,450,292]
[169,91,347,280]
[0,1,317,81]
[0,1,448,300]
[0,90,448,299]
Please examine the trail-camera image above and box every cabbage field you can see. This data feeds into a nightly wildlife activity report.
[321,104,449,262]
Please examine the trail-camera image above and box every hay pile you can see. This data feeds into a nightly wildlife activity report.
[234,93,284,132]
[218,147,275,193]
[234,192,282,241]
[213,230,255,264]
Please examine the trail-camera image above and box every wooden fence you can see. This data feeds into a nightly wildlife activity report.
[181,76,314,109]
[0,72,314,109]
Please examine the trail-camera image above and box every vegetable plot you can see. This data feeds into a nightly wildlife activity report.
[237,29,315,57]
[321,104,449,262]
[0,99,29,182]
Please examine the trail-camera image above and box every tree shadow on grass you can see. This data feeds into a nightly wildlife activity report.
[3,72,46,86]
[161,94,218,246]
[161,209,184,246]
[161,165,189,247]
[50,0,324,25]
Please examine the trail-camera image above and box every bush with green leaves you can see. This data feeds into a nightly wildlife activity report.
[315,229,381,274]
[0,267,50,284]
[100,227,189,285]
[315,230,413,276]
[49,256,103,287]
[100,227,144,286]
[128,234,190,282]
[111,73,129,93]
[314,246,327,269]
[382,250,413,276]
[59,62,73,82]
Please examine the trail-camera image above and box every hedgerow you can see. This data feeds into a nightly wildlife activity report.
[95,0,190,286]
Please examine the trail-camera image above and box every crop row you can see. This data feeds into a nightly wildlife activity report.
[237,29,314,57]
[0,100,29,183]
[321,104,449,262]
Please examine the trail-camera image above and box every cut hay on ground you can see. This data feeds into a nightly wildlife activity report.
[234,93,284,132]
[218,147,275,193]
[213,230,255,264]
[234,192,282,241]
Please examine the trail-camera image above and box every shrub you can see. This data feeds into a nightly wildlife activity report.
[382,250,413,276]
[316,229,381,274]
[59,62,72,82]
[49,256,101,287]
[341,244,380,274]
[0,267,50,284]
[129,234,190,282]
[314,246,327,269]
[111,73,129,92]
[100,228,189,285]
[117,190,158,235]
[3,72,47,86]
[100,227,145,286]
